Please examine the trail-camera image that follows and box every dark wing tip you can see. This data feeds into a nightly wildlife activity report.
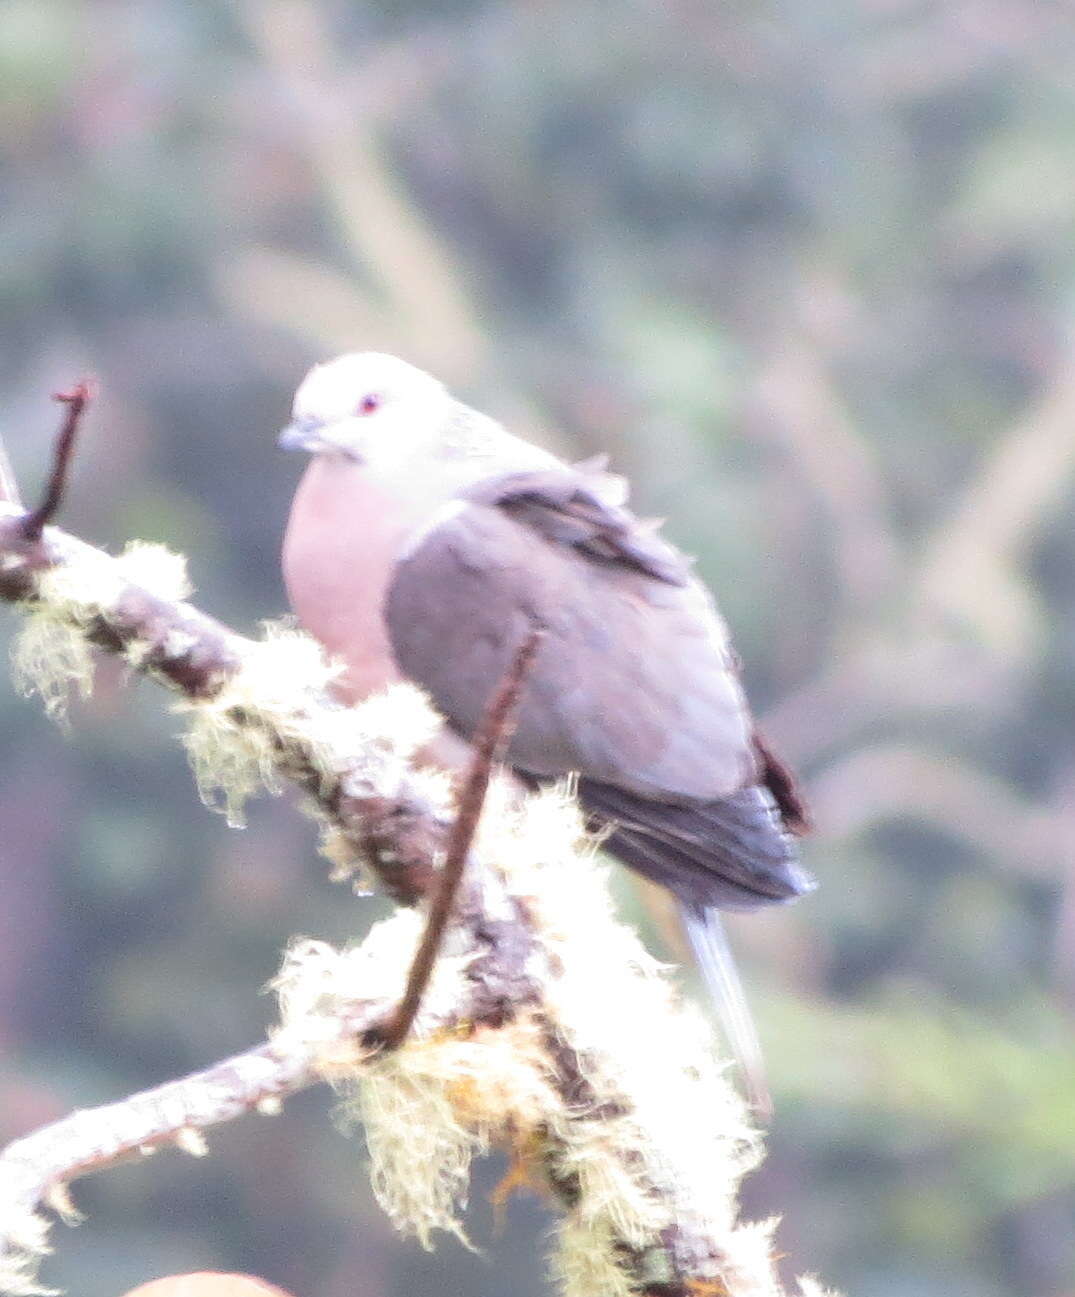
[577,778,816,913]
[463,466,693,586]
[753,730,812,836]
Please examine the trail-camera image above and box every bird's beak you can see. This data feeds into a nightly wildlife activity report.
[277,416,325,452]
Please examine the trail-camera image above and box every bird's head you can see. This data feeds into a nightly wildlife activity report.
[278,353,455,469]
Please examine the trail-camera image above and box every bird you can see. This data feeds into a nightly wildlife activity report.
[278,352,814,1112]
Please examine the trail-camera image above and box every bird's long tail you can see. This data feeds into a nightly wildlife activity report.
[681,902,771,1120]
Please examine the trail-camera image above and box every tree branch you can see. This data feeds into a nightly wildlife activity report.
[0,412,821,1297]
[0,1041,323,1257]
[0,923,540,1295]
[0,503,443,902]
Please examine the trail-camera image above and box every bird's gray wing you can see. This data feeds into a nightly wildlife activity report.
[385,462,758,803]
[388,460,813,1118]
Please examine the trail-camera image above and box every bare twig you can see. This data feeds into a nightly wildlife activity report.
[370,628,543,1050]
[20,381,93,542]
[0,1040,321,1238]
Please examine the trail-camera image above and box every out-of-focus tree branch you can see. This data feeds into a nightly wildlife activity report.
[0,435,19,508]
[751,328,900,605]
[915,344,1075,656]
[230,0,485,382]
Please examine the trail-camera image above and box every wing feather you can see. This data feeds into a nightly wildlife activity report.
[385,464,756,801]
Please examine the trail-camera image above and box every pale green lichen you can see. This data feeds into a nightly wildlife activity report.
[555,1115,670,1246]
[115,542,197,673]
[40,1187,79,1231]
[309,684,452,887]
[9,556,117,720]
[469,780,776,1295]
[273,921,422,1043]
[798,1276,843,1297]
[717,1218,784,1297]
[183,700,280,827]
[342,682,444,768]
[10,613,94,723]
[272,917,560,1250]
[357,1051,485,1248]
[9,541,193,724]
[348,1021,563,1249]
[550,1214,637,1297]
[0,1197,57,1297]
[179,619,446,830]
[112,541,192,602]
[352,1013,562,1250]
[180,623,336,825]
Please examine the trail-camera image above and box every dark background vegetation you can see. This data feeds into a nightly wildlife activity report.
[2,2,1074,1295]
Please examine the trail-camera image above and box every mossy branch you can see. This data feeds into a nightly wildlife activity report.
[0,415,830,1297]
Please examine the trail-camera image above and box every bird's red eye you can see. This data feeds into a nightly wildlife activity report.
[357,393,382,416]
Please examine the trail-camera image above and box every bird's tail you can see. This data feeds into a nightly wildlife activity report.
[572,779,812,1118]
[576,778,815,911]
[681,902,772,1120]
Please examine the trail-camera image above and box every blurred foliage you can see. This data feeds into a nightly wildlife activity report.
[2,2,1074,1296]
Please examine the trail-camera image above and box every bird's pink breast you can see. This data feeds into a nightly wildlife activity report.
[281,458,412,704]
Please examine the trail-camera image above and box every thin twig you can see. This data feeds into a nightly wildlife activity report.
[369,627,544,1050]
[20,381,94,542]
[0,1040,320,1218]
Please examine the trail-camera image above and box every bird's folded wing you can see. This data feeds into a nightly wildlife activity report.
[384,463,758,802]
[463,466,690,585]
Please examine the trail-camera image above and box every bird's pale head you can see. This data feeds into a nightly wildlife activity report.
[279,353,457,469]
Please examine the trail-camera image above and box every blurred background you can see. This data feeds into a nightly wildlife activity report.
[2,2,1074,1295]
